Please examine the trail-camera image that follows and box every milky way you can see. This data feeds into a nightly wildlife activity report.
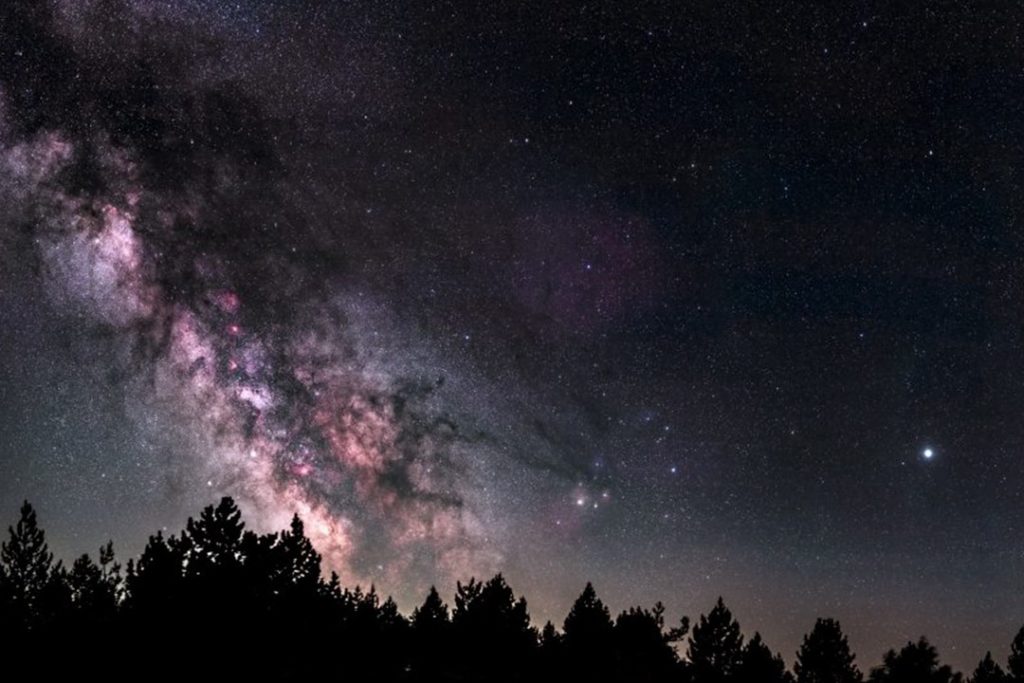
[0,1,548,594]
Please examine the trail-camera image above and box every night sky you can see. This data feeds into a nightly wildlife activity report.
[1,0,1022,671]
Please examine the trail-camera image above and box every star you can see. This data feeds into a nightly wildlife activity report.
[922,448,934,460]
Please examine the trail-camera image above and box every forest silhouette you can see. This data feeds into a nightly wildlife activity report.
[0,497,1019,682]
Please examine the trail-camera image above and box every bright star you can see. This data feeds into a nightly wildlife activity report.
[922,448,934,460]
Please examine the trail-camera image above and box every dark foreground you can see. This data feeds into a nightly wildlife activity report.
[0,498,1018,682]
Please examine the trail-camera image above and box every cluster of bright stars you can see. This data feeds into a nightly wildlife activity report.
[574,489,611,510]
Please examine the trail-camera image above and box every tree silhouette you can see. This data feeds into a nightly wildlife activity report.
[277,515,320,588]
[414,585,450,630]
[252,513,327,677]
[868,637,958,683]
[688,597,745,683]
[328,583,411,680]
[121,529,193,675]
[614,603,683,681]
[538,619,564,677]
[184,496,246,572]
[178,497,256,672]
[123,530,186,617]
[53,541,121,671]
[563,582,616,679]
[540,619,561,648]
[246,512,322,617]
[0,497,1003,682]
[411,586,451,680]
[1010,626,1024,681]
[452,574,536,681]
[971,652,1007,683]
[67,541,120,623]
[0,501,55,632]
[795,618,862,683]
[739,631,794,683]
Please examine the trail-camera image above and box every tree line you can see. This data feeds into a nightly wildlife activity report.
[0,497,1020,682]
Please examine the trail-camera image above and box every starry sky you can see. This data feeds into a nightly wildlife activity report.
[1,0,1022,671]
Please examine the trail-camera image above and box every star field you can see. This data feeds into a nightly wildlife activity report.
[1,0,1023,672]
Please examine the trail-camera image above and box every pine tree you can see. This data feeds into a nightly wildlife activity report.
[562,582,615,680]
[452,574,536,681]
[67,549,118,621]
[121,528,190,677]
[379,595,408,631]
[688,597,745,683]
[868,637,956,683]
[0,501,55,630]
[453,574,533,643]
[259,513,321,608]
[563,582,614,650]
[57,543,120,671]
[413,585,450,631]
[614,603,682,681]
[538,619,564,680]
[737,632,793,683]
[1009,626,1024,681]
[411,586,451,680]
[98,541,121,598]
[971,652,1007,683]
[124,530,185,611]
[183,496,246,572]
[180,495,251,667]
[454,576,483,619]
[279,515,320,586]
[540,620,561,649]
[795,618,862,683]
